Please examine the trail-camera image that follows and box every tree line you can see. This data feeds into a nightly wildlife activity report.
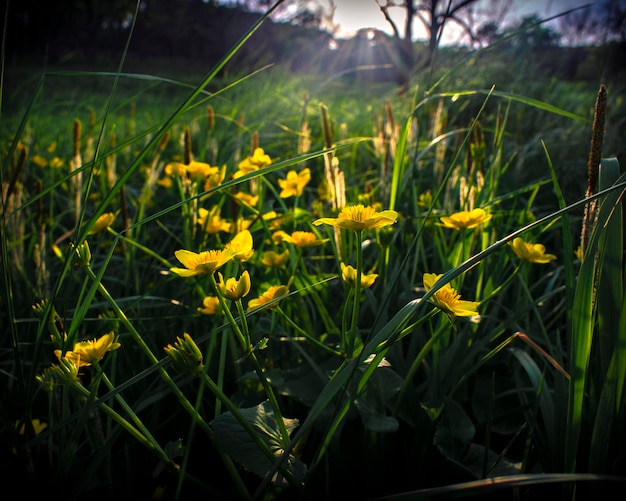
[5,0,625,85]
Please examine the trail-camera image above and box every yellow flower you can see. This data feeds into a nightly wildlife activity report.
[233,191,259,207]
[235,147,272,178]
[197,207,232,234]
[423,273,479,320]
[164,162,187,177]
[508,237,557,264]
[88,212,116,235]
[417,190,433,208]
[278,168,311,198]
[37,357,82,386]
[261,249,290,268]
[217,270,251,300]
[50,157,65,169]
[224,229,254,261]
[16,419,48,437]
[198,296,221,315]
[55,331,121,367]
[170,248,235,277]
[32,154,48,167]
[275,230,326,248]
[438,208,492,230]
[341,263,378,288]
[247,279,292,311]
[202,164,227,192]
[233,217,253,233]
[185,160,219,182]
[164,332,204,374]
[157,177,173,189]
[313,204,398,232]
[574,246,583,260]
[263,211,290,229]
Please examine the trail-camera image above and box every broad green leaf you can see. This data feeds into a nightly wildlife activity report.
[211,401,307,487]
[354,366,403,433]
[434,398,476,459]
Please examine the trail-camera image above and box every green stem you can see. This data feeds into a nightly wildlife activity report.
[208,274,290,443]
[82,264,250,497]
[97,363,169,457]
[197,371,296,490]
[393,315,448,417]
[276,305,342,357]
[106,227,173,268]
[69,379,178,473]
[248,351,290,443]
[209,273,249,352]
[347,229,363,358]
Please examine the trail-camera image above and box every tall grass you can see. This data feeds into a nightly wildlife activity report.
[1,2,625,500]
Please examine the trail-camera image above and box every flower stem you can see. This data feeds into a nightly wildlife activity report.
[347,229,363,358]
[276,305,342,357]
[69,379,178,473]
[97,363,168,458]
[83,264,212,436]
[209,274,290,443]
[209,273,249,352]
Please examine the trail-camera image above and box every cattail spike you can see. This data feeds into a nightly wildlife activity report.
[184,127,193,164]
[251,131,259,152]
[581,84,607,257]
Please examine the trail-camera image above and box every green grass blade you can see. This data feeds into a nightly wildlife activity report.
[565,168,626,473]
[388,116,411,211]
[588,158,624,472]
[596,158,623,373]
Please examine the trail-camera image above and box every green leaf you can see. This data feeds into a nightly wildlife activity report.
[211,401,307,487]
[354,366,403,433]
[355,398,399,433]
[434,398,476,459]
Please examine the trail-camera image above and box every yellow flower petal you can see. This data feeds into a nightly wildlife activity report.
[225,229,254,261]
[88,212,116,235]
[197,296,221,315]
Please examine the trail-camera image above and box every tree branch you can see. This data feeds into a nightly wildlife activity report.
[376,0,402,39]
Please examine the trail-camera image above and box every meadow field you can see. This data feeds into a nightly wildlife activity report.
[2,6,625,500]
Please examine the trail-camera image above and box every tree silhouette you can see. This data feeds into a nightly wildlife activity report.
[374,0,497,92]
[559,0,626,46]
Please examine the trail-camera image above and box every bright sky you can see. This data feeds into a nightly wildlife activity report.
[323,0,595,42]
